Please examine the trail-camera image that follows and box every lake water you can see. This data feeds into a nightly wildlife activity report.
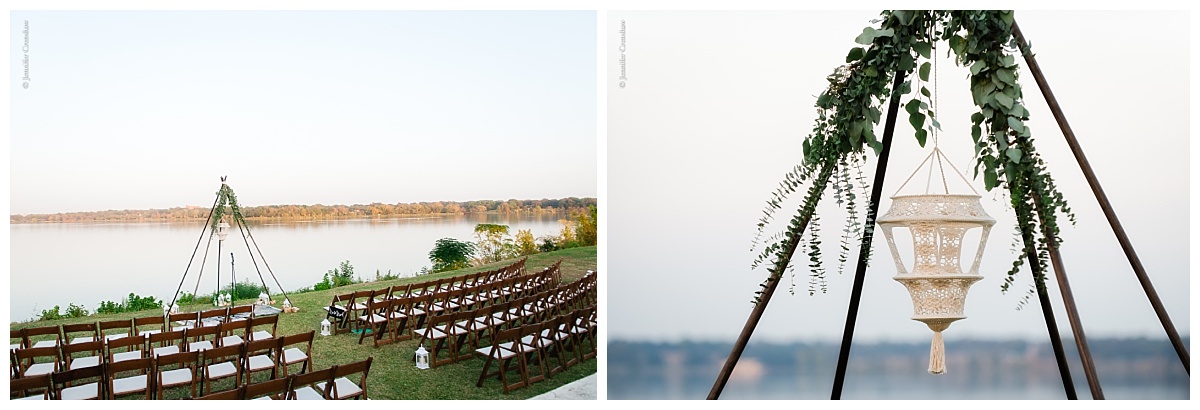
[9,213,568,321]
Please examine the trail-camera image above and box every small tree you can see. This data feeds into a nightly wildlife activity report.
[474,223,516,264]
[515,229,538,256]
[429,238,476,273]
[575,205,597,246]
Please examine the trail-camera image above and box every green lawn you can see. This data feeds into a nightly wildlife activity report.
[11,246,598,400]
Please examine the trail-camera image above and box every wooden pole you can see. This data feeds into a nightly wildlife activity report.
[1021,228,1079,399]
[830,71,906,400]
[1012,21,1189,375]
[706,163,834,399]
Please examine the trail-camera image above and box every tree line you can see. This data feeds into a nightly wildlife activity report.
[10,197,597,223]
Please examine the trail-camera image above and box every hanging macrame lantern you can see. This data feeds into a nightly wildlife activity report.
[877,147,995,374]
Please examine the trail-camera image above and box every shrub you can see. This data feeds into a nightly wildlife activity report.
[429,238,476,273]
[313,260,358,290]
[537,235,560,253]
[38,306,62,321]
[473,224,516,264]
[376,269,400,281]
[575,205,597,246]
[65,303,90,318]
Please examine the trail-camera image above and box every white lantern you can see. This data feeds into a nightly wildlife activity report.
[257,292,269,305]
[415,344,430,369]
[283,299,292,309]
[216,220,230,241]
[877,148,995,375]
[320,319,332,336]
[169,303,179,314]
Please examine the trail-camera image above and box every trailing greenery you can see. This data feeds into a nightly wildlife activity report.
[750,10,1072,305]
[429,238,476,273]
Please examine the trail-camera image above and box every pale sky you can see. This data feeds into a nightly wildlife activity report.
[609,10,1191,343]
[8,10,596,215]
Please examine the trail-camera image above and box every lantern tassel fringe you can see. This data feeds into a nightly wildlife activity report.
[928,330,945,375]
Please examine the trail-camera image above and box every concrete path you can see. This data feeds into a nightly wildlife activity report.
[529,373,597,400]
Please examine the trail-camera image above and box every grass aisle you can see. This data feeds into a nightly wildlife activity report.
[13,246,598,400]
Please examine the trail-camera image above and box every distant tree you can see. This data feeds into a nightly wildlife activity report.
[429,238,476,273]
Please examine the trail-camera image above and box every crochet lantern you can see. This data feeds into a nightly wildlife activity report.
[876,148,995,374]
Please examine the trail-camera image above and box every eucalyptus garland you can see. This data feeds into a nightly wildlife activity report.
[210,183,248,233]
[750,10,1073,305]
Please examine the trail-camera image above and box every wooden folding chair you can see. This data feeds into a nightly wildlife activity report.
[226,304,254,325]
[23,325,61,349]
[217,320,247,347]
[52,362,105,400]
[14,345,59,378]
[323,292,352,335]
[62,322,99,345]
[196,385,244,400]
[106,356,153,399]
[149,329,185,358]
[346,290,376,334]
[243,337,279,382]
[515,324,547,385]
[245,376,291,400]
[247,314,279,342]
[184,323,219,352]
[474,326,526,393]
[11,372,53,400]
[155,349,200,399]
[201,343,243,395]
[288,366,334,400]
[61,338,103,371]
[537,314,573,378]
[316,357,372,400]
[135,314,166,338]
[571,306,597,360]
[11,328,26,351]
[98,319,134,343]
[106,335,145,364]
[356,297,390,346]
[413,310,456,368]
[168,311,197,332]
[197,307,227,328]
[388,295,418,343]
[278,331,315,377]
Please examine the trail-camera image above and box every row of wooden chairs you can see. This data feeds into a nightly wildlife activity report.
[475,305,598,394]
[324,258,530,335]
[195,357,372,400]
[413,268,591,368]
[353,264,563,348]
[13,314,281,380]
[11,331,317,400]
[10,305,260,354]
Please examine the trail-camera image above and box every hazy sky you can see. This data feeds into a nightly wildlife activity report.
[609,10,1190,343]
[8,10,596,215]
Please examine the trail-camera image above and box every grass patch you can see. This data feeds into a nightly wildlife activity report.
[12,246,597,400]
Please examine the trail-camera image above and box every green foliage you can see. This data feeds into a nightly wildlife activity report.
[65,303,90,318]
[473,224,517,264]
[537,236,560,253]
[38,306,62,321]
[96,292,163,314]
[429,238,476,273]
[575,205,598,246]
[751,10,1073,305]
[216,280,269,301]
[515,229,538,256]
[376,269,400,281]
